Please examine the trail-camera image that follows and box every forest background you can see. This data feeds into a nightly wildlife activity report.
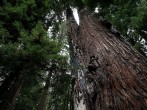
[0,0,147,110]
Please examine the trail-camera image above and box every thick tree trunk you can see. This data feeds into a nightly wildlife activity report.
[0,72,24,110]
[67,9,147,110]
[66,7,81,110]
[37,72,52,110]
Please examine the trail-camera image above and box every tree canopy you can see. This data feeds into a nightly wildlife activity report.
[0,0,147,110]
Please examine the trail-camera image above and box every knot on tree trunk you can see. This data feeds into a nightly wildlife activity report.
[87,55,100,73]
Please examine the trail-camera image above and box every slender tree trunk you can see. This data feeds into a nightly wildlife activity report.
[0,68,20,102]
[37,72,52,110]
[67,9,147,110]
[0,72,15,101]
[0,72,24,110]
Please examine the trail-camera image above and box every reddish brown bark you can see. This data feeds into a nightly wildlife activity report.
[67,9,147,110]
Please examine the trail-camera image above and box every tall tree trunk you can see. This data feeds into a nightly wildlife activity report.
[0,72,24,110]
[0,72,15,101]
[67,9,147,110]
[66,7,81,110]
[37,72,52,110]
[0,68,20,102]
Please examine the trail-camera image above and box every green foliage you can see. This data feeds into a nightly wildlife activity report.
[0,0,70,110]
[99,0,147,56]
[14,83,42,110]
[130,0,147,38]
[0,0,53,43]
[82,0,98,10]
[71,0,84,8]
[70,0,113,10]
[1,0,147,109]
[47,74,71,110]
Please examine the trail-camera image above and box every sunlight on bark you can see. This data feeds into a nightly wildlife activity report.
[74,93,86,110]
[72,8,79,25]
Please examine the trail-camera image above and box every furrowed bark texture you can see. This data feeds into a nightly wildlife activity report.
[67,8,86,110]
[67,9,147,110]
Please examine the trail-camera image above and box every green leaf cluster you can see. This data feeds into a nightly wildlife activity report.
[0,1,70,110]
[98,0,147,56]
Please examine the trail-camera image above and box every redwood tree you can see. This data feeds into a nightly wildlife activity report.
[0,0,147,110]
[67,8,147,110]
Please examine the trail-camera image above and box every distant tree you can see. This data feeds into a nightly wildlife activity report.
[0,1,69,110]
[0,0,147,110]
[101,0,147,55]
